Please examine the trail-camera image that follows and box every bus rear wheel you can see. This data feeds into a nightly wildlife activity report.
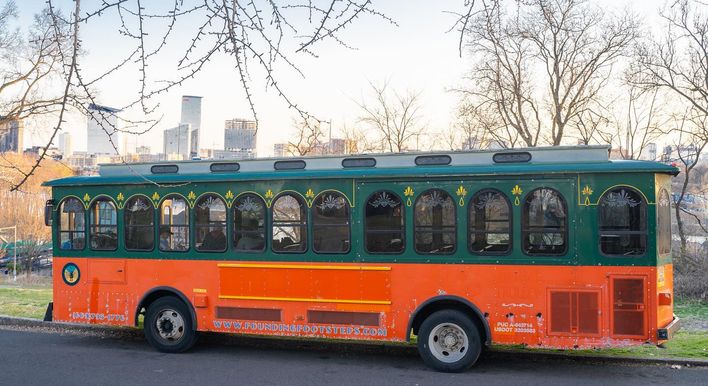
[417,310,482,372]
[144,296,197,353]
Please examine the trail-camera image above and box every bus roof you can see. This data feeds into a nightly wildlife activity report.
[43,145,679,187]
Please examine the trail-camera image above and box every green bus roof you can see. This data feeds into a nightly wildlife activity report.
[43,146,678,187]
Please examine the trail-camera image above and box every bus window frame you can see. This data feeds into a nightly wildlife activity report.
[521,187,568,257]
[467,188,513,256]
[312,190,351,255]
[158,194,191,253]
[597,186,648,258]
[363,190,406,255]
[194,194,228,253]
[271,192,308,254]
[89,196,119,252]
[123,194,156,252]
[58,196,86,251]
[232,193,267,254]
[413,188,457,255]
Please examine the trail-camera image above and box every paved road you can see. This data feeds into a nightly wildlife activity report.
[0,328,706,386]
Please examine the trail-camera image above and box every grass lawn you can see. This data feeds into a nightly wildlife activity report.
[0,286,706,360]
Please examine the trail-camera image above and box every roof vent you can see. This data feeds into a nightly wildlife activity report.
[151,164,179,174]
[274,160,306,170]
[415,155,451,166]
[493,152,532,163]
[342,157,376,168]
[210,162,240,172]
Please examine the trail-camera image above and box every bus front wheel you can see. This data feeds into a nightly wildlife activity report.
[144,296,197,353]
[417,309,482,372]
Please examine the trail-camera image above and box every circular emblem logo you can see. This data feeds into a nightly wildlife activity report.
[62,263,80,286]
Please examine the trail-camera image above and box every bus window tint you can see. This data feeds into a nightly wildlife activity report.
[523,188,567,255]
[159,196,189,252]
[415,189,456,254]
[313,192,350,253]
[469,190,511,254]
[599,187,647,256]
[658,188,671,255]
[233,194,266,252]
[195,195,227,252]
[124,195,154,251]
[272,194,307,253]
[89,198,118,251]
[59,197,85,250]
[365,191,404,253]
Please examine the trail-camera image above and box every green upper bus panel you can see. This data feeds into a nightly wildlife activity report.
[43,146,678,187]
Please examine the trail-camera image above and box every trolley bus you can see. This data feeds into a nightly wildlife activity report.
[43,145,680,372]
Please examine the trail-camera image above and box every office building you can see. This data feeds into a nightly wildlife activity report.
[58,132,72,157]
[0,117,23,153]
[163,123,191,160]
[224,118,257,154]
[180,96,202,158]
[86,104,121,155]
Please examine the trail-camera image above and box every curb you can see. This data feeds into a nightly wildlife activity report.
[1,315,707,367]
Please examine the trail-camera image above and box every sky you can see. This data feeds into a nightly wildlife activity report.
[15,0,668,157]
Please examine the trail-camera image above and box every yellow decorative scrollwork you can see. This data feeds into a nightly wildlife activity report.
[581,185,593,206]
[403,186,414,207]
[151,192,160,207]
[511,185,522,206]
[456,185,467,206]
[225,190,235,207]
[116,192,125,209]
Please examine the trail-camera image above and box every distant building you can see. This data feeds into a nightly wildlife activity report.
[24,146,61,159]
[328,138,346,155]
[86,104,121,155]
[180,96,202,158]
[135,145,151,155]
[205,149,256,160]
[224,118,257,155]
[0,118,23,153]
[163,123,191,160]
[643,143,657,161]
[57,132,72,157]
[273,143,288,157]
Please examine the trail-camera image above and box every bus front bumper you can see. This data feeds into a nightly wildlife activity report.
[657,315,681,341]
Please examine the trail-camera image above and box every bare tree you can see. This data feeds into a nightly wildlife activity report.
[596,87,664,159]
[3,0,392,190]
[457,0,638,147]
[357,81,425,152]
[288,118,325,156]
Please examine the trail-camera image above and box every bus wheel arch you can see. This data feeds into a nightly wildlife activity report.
[136,286,197,331]
[407,295,490,346]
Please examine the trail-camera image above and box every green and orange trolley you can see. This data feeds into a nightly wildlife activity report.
[43,145,680,372]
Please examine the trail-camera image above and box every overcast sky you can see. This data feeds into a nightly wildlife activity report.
[15,0,668,156]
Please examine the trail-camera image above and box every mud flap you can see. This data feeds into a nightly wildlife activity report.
[43,302,53,322]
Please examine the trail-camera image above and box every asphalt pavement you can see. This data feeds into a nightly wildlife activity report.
[0,327,706,386]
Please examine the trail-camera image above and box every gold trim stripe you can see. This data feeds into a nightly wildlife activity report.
[217,263,391,271]
[218,295,391,305]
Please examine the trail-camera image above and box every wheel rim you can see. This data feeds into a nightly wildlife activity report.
[428,322,468,363]
[155,308,185,343]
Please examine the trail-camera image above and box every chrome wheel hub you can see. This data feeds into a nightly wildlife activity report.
[428,322,468,363]
[156,308,185,342]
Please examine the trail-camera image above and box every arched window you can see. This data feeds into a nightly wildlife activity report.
[657,189,671,255]
[195,195,227,252]
[272,194,307,253]
[522,188,567,255]
[365,191,404,254]
[59,197,85,250]
[468,189,511,254]
[233,194,266,252]
[124,195,154,251]
[159,195,189,252]
[313,192,350,253]
[414,189,456,254]
[89,198,118,251]
[599,187,647,256]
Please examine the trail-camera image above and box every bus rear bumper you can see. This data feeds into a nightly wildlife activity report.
[657,315,680,341]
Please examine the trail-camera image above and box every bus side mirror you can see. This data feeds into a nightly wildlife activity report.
[44,199,54,226]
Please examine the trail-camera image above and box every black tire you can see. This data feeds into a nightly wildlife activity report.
[144,296,197,353]
[417,309,482,372]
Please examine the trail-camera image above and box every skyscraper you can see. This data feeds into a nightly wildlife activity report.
[224,118,257,155]
[0,117,23,153]
[86,104,121,155]
[180,96,202,158]
[58,132,72,157]
[163,123,191,160]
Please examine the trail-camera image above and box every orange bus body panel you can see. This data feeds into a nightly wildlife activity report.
[53,257,670,349]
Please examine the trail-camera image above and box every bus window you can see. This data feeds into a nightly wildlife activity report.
[415,189,456,254]
[124,195,154,251]
[365,191,404,254]
[469,189,511,254]
[522,188,567,255]
[159,196,189,252]
[657,188,671,255]
[59,197,85,250]
[89,198,118,251]
[599,187,647,256]
[313,192,350,253]
[233,194,266,252]
[195,195,227,252]
[272,194,307,253]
